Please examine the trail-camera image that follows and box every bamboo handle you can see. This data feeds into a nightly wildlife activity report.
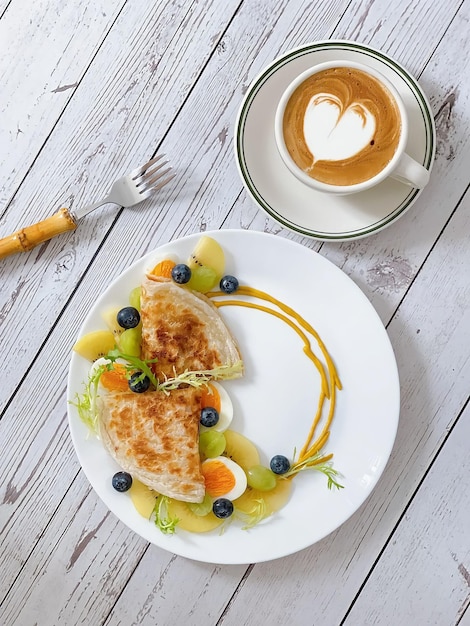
[0,208,77,259]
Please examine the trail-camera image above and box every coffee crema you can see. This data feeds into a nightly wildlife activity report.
[282,67,402,186]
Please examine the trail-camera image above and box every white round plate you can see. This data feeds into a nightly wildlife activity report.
[235,40,436,241]
[67,230,400,564]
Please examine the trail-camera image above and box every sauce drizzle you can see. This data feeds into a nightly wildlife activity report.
[208,286,342,464]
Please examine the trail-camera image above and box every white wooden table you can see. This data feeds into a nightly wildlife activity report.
[1,1,469,624]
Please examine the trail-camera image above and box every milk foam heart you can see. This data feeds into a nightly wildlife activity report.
[280,66,402,186]
[303,94,376,163]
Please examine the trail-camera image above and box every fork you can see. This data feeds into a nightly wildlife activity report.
[0,155,174,259]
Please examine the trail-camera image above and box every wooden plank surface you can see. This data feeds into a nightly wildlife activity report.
[344,399,470,624]
[0,0,469,624]
[0,0,126,209]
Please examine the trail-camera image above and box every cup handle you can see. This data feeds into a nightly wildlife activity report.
[391,152,430,188]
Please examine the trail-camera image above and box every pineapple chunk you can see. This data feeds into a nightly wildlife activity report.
[166,499,223,533]
[234,479,292,516]
[223,429,261,471]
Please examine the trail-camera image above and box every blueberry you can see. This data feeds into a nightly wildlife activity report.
[128,371,151,393]
[117,306,140,329]
[171,263,192,284]
[212,498,234,519]
[200,406,219,428]
[219,275,239,294]
[112,471,132,492]
[270,455,291,475]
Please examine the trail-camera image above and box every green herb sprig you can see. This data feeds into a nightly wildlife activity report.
[105,348,159,388]
[235,497,269,530]
[154,495,179,534]
[282,452,344,490]
[157,360,244,394]
[70,363,107,434]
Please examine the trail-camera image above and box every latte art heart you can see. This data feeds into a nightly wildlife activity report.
[303,94,376,163]
[281,66,402,186]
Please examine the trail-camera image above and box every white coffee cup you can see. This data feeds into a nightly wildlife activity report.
[274,60,430,195]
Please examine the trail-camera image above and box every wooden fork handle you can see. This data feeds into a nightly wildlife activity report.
[0,207,77,259]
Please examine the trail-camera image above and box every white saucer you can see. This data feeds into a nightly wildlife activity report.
[234,40,436,241]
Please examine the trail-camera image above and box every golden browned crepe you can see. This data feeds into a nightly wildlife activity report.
[99,387,205,502]
[140,276,242,381]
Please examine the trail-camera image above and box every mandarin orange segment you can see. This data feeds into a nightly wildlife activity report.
[151,259,176,278]
[200,383,221,413]
[100,364,129,391]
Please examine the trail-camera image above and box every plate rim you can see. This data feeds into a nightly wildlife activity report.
[234,39,436,241]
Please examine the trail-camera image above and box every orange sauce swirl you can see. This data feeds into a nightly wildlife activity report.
[208,287,341,463]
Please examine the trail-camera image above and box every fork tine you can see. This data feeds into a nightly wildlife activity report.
[138,166,172,190]
[139,172,176,198]
[130,154,165,179]
[135,159,169,186]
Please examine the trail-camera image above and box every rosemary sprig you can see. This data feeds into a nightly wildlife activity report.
[282,452,344,490]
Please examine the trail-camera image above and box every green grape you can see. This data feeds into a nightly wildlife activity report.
[199,431,226,459]
[187,266,217,293]
[129,286,141,311]
[188,493,213,516]
[118,326,142,356]
[246,465,277,491]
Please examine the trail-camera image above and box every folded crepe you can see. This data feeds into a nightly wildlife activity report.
[140,276,242,381]
[99,387,205,502]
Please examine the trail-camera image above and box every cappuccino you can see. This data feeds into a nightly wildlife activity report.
[282,66,401,186]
